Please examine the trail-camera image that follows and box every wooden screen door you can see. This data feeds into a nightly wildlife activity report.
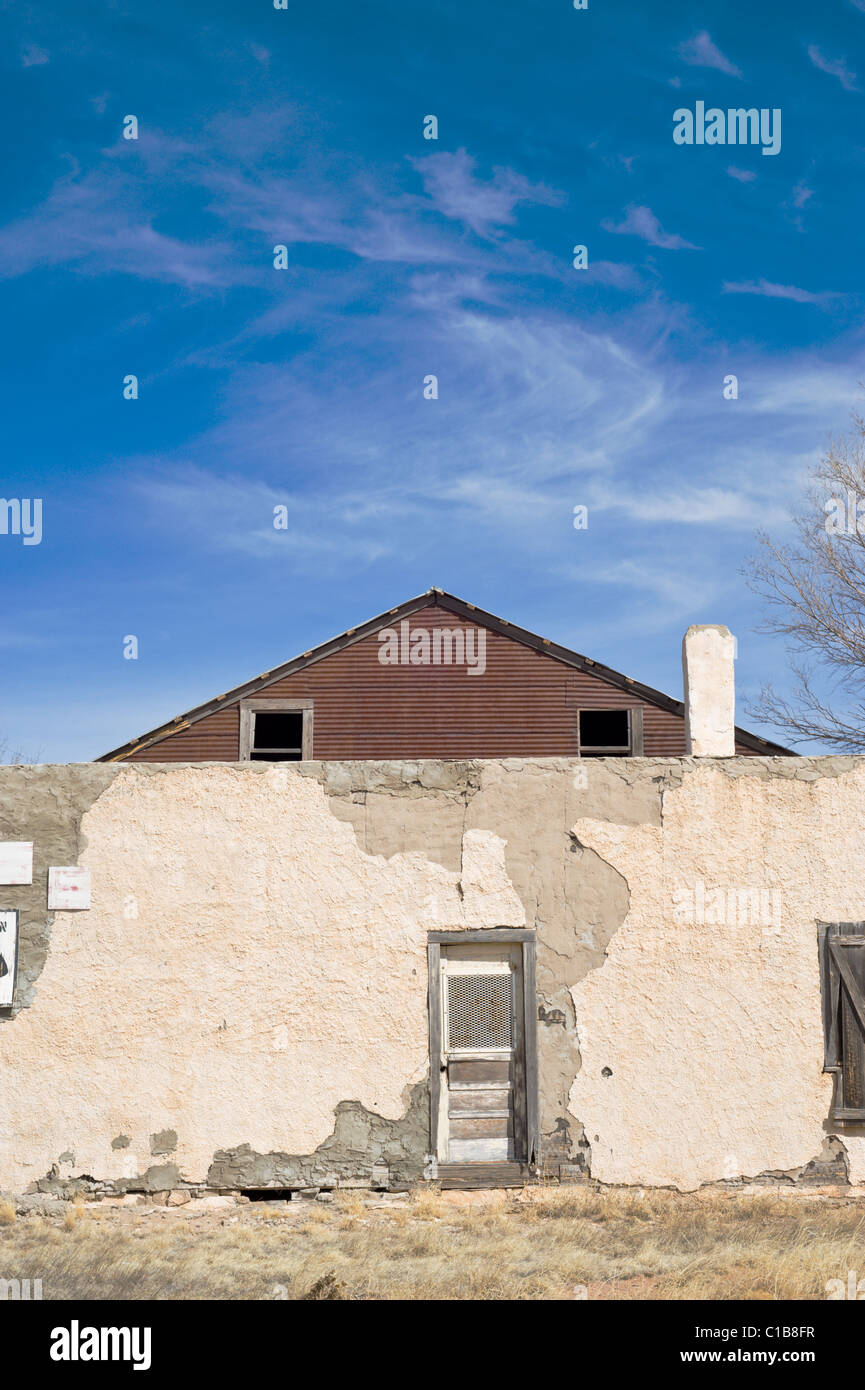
[437,943,526,1163]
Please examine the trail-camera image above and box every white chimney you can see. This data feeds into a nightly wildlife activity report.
[682,625,736,757]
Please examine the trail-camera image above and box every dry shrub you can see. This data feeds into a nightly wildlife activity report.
[408,1184,443,1219]
[333,1190,366,1218]
[63,1197,87,1233]
[298,1203,332,1226]
[300,1270,346,1300]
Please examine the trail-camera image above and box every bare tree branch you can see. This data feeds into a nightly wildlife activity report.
[0,735,41,765]
[745,416,865,750]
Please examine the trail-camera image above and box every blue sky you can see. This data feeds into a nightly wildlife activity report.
[2,0,864,760]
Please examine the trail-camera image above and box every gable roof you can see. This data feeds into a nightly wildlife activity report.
[98,588,795,760]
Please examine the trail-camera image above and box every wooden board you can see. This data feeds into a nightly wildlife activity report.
[435,1162,538,1190]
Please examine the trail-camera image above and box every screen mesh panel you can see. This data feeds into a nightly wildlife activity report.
[447,974,512,1050]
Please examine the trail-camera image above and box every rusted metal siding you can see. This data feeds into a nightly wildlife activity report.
[125,708,240,762]
[123,606,760,761]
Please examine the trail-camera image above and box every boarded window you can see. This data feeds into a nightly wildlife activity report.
[818,922,865,1121]
[250,710,304,761]
[579,708,631,755]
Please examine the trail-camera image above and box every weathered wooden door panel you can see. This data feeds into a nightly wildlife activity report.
[439,945,525,1163]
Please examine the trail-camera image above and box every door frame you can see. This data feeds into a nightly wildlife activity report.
[427,929,538,1168]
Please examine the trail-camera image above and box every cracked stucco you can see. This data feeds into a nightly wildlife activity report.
[0,755,861,1193]
[0,763,522,1192]
[570,759,865,1189]
[312,756,661,1167]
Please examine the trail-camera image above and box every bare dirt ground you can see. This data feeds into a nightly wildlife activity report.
[1,1184,864,1300]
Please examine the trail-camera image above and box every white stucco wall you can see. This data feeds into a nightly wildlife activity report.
[570,761,865,1189]
[1,756,861,1194]
[0,765,523,1192]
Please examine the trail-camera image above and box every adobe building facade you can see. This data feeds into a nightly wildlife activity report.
[1,747,864,1196]
[0,623,861,1197]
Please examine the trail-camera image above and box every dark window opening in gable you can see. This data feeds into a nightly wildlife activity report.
[818,921,865,1122]
[579,708,631,757]
[251,710,304,761]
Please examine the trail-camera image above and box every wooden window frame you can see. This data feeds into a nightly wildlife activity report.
[239,699,314,762]
[427,929,538,1169]
[818,921,865,1123]
[577,706,643,757]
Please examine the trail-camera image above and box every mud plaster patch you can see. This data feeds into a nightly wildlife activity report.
[150,1130,178,1156]
[306,759,670,1171]
[305,759,482,874]
[711,1137,849,1188]
[37,1163,183,1197]
[207,1080,430,1190]
[0,764,120,1021]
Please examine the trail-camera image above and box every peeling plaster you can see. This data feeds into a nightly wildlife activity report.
[569,761,865,1189]
[0,764,119,1020]
[0,757,861,1193]
[208,1080,430,1190]
[0,764,522,1192]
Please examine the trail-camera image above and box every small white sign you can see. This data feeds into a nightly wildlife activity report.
[0,842,33,885]
[48,866,91,910]
[0,910,18,1007]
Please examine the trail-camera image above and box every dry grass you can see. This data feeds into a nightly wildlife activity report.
[1,1185,864,1300]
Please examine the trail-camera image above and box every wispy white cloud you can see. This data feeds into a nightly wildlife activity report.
[410,149,564,237]
[582,259,644,290]
[603,204,699,250]
[589,558,723,613]
[727,166,756,183]
[0,107,629,318]
[588,485,761,527]
[20,44,49,67]
[678,31,742,78]
[1,105,857,634]
[0,130,461,290]
[200,140,567,276]
[722,278,838,305]
[808,44,858,91]
[134,468,393,568]
[0,165,248,288]
[743,364,865,415]
[120,294,858,585]
[113,307,670,579]
[406,269,503,313]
